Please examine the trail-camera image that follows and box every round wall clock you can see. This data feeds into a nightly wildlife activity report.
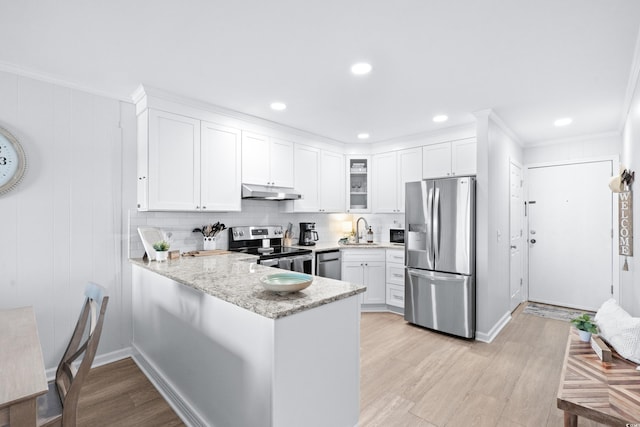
[0,126,27,195]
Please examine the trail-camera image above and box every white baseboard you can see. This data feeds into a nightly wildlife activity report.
[131,344,207,427]
[475,311,511,343]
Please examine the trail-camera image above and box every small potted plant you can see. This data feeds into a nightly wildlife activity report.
[153,240,170,262]
[570,313,598,342]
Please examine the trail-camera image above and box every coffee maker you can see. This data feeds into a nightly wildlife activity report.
[299,222,319,246]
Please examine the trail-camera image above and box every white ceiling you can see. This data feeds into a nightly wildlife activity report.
[1,0,639,145]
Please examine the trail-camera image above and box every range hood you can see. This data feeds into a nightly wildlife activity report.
[241,184,302,201]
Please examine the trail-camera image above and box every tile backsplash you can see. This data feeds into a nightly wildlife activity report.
[128,200,403,258]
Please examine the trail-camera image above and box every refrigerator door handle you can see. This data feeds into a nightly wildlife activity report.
[426,186,434,262]
[433,186,441,263]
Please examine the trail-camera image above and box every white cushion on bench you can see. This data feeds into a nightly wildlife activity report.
[594,299,640,364]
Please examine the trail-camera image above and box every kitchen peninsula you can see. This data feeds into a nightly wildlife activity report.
[131,253,365,427]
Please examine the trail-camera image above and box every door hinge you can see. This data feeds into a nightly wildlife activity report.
[611,284,614,294]
[611,229,614,239]
[520,278,523,285]
[520,179,523,187]
[520,229,523,237]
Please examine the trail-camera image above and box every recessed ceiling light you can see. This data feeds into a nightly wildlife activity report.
[270,102,287,111]
[351,63,372,75]
[554,117,572,127]
[357,133,370,140]
[433,115,448,123]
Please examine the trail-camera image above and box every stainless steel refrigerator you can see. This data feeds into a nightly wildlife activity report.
[405,177,475,338]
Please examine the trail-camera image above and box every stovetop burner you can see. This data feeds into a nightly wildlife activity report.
[231,246,312,259]
[228,226,312,260]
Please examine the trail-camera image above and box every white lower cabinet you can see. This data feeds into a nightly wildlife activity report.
[386,249,405,309]
[341,249,386,306]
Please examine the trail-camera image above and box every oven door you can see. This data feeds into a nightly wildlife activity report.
[291,254,313,274]
[259,255,312,274]
[259,258,292,270]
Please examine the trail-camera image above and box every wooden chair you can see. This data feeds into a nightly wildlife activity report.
[37,283,109,427]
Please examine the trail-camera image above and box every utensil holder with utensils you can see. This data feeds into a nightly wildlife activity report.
[203,236,218,250]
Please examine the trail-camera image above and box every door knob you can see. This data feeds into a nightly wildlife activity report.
[530,239,536,244]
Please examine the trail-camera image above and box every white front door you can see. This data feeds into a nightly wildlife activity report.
[509,160,524,312]
[527,160,613,311]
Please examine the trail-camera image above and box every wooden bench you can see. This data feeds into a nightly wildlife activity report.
[557,329,640,426]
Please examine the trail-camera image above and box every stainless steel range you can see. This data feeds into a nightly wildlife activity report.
[228,225,313,274]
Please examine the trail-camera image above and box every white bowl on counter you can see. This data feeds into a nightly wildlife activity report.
[260,272,313,295]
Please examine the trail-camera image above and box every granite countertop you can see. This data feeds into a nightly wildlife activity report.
[130,253,366,320]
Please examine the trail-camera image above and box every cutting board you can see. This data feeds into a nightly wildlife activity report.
[183,250,232,257]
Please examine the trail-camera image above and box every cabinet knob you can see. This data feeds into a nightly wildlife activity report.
[202,206,206,209]
[196,206,200,209]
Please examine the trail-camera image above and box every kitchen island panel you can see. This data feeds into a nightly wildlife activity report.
[273,296,360,427]
[132,265,360,427]
[133,266,273,427]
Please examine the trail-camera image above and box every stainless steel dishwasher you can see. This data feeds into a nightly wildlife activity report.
[316,250,341,280]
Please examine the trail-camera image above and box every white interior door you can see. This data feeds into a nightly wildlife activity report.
[509,160,524,312]
[527,160,613,311]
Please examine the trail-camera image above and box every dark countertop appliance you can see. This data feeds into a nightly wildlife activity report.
[228,225,312,273]
[389,228,405,244]
[299,222,319,246]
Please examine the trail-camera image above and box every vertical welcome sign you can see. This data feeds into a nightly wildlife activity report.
[619,191,633,256]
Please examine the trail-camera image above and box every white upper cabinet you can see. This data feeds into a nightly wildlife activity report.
[320,150,345,212]
[422,142,452,179]
[372,152,398,213]
[241,132,294,187]
[293,145,320,211]
[139,109,241,212]
[398,147,423,210]
[292,145,344,212]
[373,147,422,213]
[269,137,295,188]
[422,139,476,179]
[451,139,477,176]
[200,121,242,211]
[147,110,201,211]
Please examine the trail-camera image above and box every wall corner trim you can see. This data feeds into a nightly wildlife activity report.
[475,310,512,343]
[620,26,640,132]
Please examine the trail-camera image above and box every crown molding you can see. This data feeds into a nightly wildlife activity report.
[525,130,621,148]
[620,26,640,132]
[473,109,524,147]
[0,60,132,103]
[134,85,346,149]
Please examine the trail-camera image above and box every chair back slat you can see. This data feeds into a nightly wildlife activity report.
[52,283,109,426]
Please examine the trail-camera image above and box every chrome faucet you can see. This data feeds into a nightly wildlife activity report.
[356,217,369,244]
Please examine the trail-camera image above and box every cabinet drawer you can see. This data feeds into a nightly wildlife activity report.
[386,284,404,308]
[341,249,385,263]
[386,249,405,264]
[386,264,405,285]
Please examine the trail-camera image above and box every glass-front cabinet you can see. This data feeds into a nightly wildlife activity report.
[346,155,371,213]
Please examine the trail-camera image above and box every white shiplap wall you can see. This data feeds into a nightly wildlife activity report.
[0,71,133,369]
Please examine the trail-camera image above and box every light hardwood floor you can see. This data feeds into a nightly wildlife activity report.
[76,305,605,426]
[360,305,605,427]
